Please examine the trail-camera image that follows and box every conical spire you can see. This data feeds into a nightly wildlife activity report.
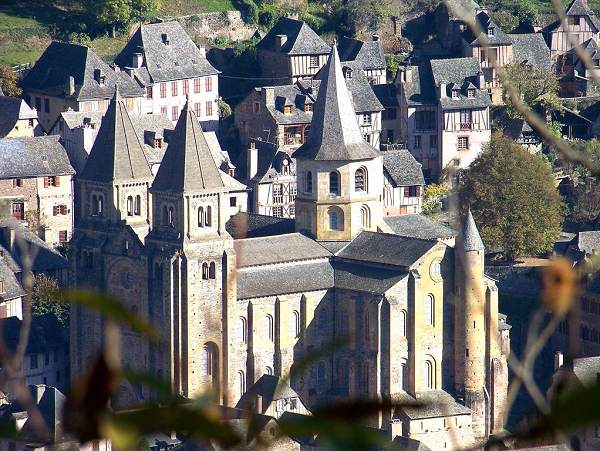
[79,88,151,182]
[460,210,484,251]
[293,44,380,161]
[151,101,224,193]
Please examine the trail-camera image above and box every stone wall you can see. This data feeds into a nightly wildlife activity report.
[176,11,258,43]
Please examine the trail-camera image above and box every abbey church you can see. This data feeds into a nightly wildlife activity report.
[69,45,509,449]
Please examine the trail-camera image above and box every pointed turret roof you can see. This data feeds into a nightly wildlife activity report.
[293,45,380,161]
[79,87,151,182]
[151,100,224,193]
[566,0,594,16]
[460,210,484,251]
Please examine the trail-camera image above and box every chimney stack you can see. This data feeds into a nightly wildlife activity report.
[263,87,275,107]
[554,351,564,371]
[478,71,485,89]
[439,82,447,98]
[66,76,75,96]
[247,141,258,179]
[132,52,143,68]
[256,394,263,413]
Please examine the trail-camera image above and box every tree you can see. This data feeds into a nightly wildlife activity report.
[0,65,22,97]
[88,0,132,37]
[422,183,448,215]
[490,10,518,32]
[31,275,69,325]
[502,62,562,119]
[131,0,160,21]
[334,0,392,35]
[460,133,563,261]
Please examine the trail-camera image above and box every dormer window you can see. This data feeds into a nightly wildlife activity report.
[284,105,292,114]
[343,67,353,79]
[281,159,290,175]
[452,89,460,99]
[568,15,579,26]
[467,88,475,98]
[304,103,313,112]
[487,27,495,36]
[161,33,170,45]
[154,138,163,149]
[94,69,106,86]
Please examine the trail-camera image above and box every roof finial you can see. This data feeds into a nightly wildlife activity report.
[113,83,121,101]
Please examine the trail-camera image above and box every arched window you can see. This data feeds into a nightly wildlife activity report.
[318,309,327,331]
[265,314,274,341]
[400,360,407,391]
[127,196,134,216]
[209,262,216,279]
[292,310,300,338]
[205,206,212,227]
[425,294,434,326]
[201,343,218,387]
[240,317,247,344]
[134,195,141,215]
[266,366,273,376]
[306,171,313,193]
[329,171,340,195]
[162,205,169,226]
[360,205,370,229]
[198,206,204,227]
[168,206,174,227]
[355,167,367,192]
[424,359,434,389]
[238,370,246,398]
[202,262,209,280]
[328,207,344,231]
[318,361,326,386]
[91,195,98,216]
[399,310,407,337]
[98,196,103,216]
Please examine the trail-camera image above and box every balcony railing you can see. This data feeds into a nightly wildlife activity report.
[460,122,472,130]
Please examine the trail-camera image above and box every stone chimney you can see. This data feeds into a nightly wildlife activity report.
[554,351,564,371]
[262,87,275,107]
[256,394,263,413]
[401,67,413,83]
[439,82,446,98]
[66,76,75,96]
[275,34,288,50]
[478,71,485,89]
[132,52,143,68]
[247,141,258,179]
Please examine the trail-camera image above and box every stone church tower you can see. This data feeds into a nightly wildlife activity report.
[70,88,154,405]
[454,210,507,441]
[145,100,237,402]
[294,45,384,241]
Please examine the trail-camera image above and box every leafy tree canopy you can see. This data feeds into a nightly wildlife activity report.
[32,274,69,325]
[460,133,563,260]
[502,62,562,119]
[0,66,22,97]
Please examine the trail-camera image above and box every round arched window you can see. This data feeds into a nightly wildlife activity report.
[430,259,442,282]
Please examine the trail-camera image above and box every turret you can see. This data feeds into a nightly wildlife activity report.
[454,210,488,441]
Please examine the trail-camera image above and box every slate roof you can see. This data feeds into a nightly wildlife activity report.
[0,218,68,272]
[58,110,103,130]
[509,33,552,70]
[464,11,513,46]
[236,375,300,412]
[0,96,37,137]
[334,259,407,294]
[0,245,24,301]
[543,0,600,32]
[383,215,456,240]
[256,17,330,56]
[234,233,331,267]
[373,83,399,108]
[0,136,74,179]
[338,36,386,71]
[382,149,425,186]
[1,313,67,354]
[226,212,295,239]
[332,61,384,113]
[114,21,219,83]
[79,90,152,182]
[400,64,435,106]
[459,210,484,251]
[21,42,144,100]
[244,140,296,184]
[293,46,381,161]
[430,58,492,109]
[129,113,175,165]
[237,260,334,299]
[573,356,600,385]
[336,231,437,268]
[575,230,600,254]
[151,101,224,193]
[394,390,471,420]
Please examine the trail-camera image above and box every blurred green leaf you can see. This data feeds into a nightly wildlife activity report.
[60,290,158,341]
[0,416,17,438]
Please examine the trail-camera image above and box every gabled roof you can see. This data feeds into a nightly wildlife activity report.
[382,149,425,186]
[0,135,74,179]
[114,21,219,83]
[256,17,330,56]
[509,33,552,70]
[236,375,301,413]
[21,41,144,100]
[151,100,224,193]
[79,90,152,183]
[234,233,331,267]
[459,210,484,251]
[373,83,399,108]
[226,211,295,239]
[430,57,492,109]
[338,36,386,71]
[383,215,456,240]
[0,245,24,301]
[293,46,380,161]
[336,231,438,268]
[465,11,513,46]
[334,259,407,294]
[567,0,595,16]
[0,96,37,137]
[328,60,384,113]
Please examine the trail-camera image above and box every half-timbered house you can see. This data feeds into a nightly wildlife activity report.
[338,35,387,85]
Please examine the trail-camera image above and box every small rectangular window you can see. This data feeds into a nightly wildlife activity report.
[59,230,68,243]
[194,78,201,93]
[182,79,189,95]
[309,55,320,68]
[229,197,237,207]
[12,179,23,188]
[44,99,50,113]
[205,77,213,92]
[160,82,167,98]
[206,101,213,116]
[458,136,469,150]
[146,86,153,99]
[171,81,178,97]
[161,106,167,116]
[414,135,421,149]
[172,106,178,121]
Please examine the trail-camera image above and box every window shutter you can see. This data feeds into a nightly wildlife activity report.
[43,177,48,188]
